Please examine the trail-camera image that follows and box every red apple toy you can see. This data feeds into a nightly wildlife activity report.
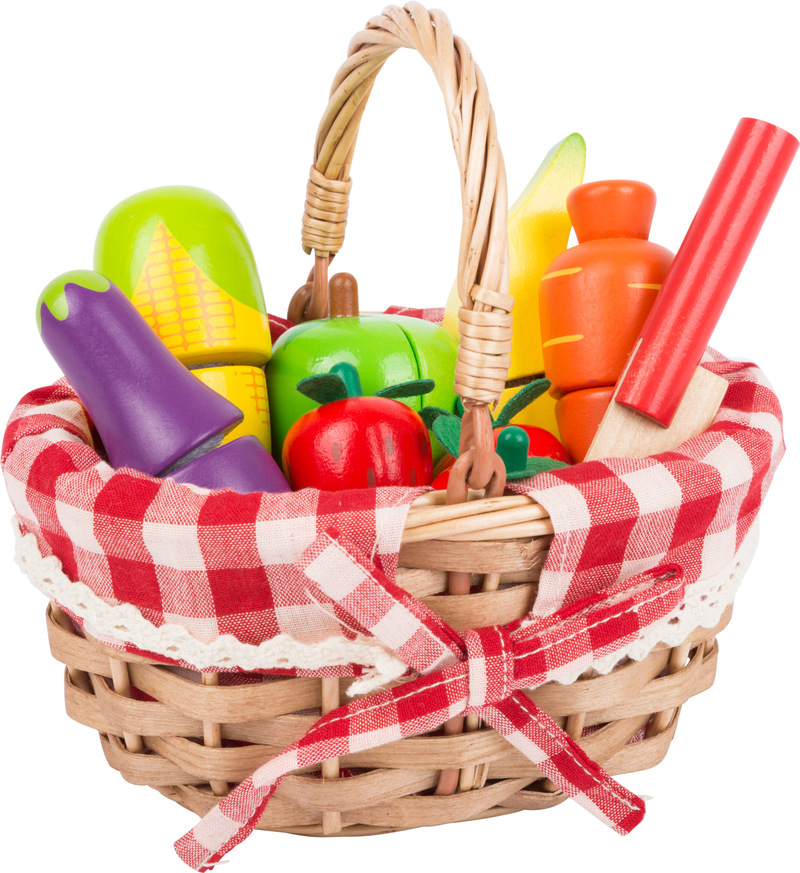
[282,363,434,491]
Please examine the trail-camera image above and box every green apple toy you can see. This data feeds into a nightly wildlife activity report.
[266,273,458,463]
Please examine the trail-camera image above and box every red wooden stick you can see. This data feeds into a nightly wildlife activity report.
[615,117,798,426]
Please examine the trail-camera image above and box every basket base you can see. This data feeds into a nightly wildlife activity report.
[47,601,729,836]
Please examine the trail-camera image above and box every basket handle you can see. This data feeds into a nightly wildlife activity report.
[298,2,513,454]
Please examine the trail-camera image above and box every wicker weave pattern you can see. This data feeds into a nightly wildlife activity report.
[302,2,511,407]
[49,600,729,835]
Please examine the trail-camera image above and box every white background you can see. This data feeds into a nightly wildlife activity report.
[1,1,797,870]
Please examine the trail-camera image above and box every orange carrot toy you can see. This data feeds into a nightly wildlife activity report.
[538,180,674,461]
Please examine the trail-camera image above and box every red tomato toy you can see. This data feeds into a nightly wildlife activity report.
[282,363,434,490]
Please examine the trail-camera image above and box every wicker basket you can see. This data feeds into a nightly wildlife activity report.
[4,0,774,860]
[46,598,731,835]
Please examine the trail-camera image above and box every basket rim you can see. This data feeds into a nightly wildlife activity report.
[14,511,757,683]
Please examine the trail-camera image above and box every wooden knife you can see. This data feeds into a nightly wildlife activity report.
[586,117,797,462]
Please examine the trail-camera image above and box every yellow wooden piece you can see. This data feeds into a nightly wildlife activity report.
[133,224,271,367]
[541,266,583,281]
[193,365,271,452]
[442,136,585,439]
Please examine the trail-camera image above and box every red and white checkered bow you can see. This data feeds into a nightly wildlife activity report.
[175,529,686,871]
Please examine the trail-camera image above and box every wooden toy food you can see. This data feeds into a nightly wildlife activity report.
[539,179,674,461]
[94,186,273,450]
[586,117,799,461]
[432,424,569,488]
[191,365,271,450]
[5,6,795,866]
[282,362,434,490]
[427,381,570,487]
[267,273,458,462]
[169,434,290,493]
[37,270,241,476]
[443,133,586,438]
[36,270,289,492]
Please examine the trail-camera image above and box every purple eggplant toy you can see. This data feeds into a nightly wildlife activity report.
[37,270,290,493]
[169,435,290,493]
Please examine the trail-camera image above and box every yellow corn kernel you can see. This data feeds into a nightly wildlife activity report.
[148,262,171,278]
[209,315,235,328]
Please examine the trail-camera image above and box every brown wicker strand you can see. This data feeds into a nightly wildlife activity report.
[301,2,512,409]
[201,672,228,796]
[301,168,352,256]
[320,677,343,834]
[108,658,144,753]
[47,601,731,834]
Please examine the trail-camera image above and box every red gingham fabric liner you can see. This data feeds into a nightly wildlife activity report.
[0,308,784,865]
[1,344,782,668]
[2,378,427,676]
[174,529,685,870]
[512,348,784,613]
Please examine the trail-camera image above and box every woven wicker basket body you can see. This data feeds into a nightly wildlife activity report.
[48,596,729,835]
[32,2,741,841]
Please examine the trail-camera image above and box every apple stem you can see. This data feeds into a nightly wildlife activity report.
[329,272,359,318]
[330,362,363,398]
[495,426,529,474]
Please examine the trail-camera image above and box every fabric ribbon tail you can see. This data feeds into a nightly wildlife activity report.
[172,664,470,870]
[484,692,646,835]
[174,777,281,871]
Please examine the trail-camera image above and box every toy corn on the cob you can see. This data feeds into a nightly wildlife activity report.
[35,270,290,494]
[94,186,273,450]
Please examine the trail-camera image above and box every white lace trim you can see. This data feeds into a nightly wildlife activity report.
[11,519,409,694]
[10,516,757,695]
[543,520,759,685]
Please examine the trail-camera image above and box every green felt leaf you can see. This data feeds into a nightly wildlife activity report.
[494,379,552,428]
[431,414,463,458]
[376,379,436,399]
[506,455,569,480]
[295,372,350,405]
[418,406,452,429]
